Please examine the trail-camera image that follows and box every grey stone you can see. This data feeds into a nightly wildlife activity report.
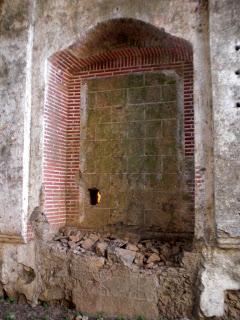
[115,248,136,266]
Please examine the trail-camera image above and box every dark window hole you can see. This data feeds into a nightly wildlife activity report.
[236,102,240,108]
[88,188,101,205]
[235,45,240,51]
[235,70,240,75]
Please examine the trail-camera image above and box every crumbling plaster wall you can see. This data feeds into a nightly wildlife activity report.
[199,0,240,318]
[0,0,240,319]
[0,0,214,242]
[0,0,31,241]
[209,0,240,243]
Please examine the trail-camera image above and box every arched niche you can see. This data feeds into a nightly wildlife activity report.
[43,18,194,240]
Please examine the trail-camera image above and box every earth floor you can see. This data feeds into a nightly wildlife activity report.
[0,298,81,320]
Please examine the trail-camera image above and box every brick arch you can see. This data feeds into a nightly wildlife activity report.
[49,18,192,73]
[42,18,194,233]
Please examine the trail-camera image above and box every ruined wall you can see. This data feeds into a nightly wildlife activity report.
[37,241,199,320]
[209,0,240,244]
[0,0,213,239]
[1,0,240,319]
[28,0,207,240]
[0,0,31,241]
[199,0,240,318]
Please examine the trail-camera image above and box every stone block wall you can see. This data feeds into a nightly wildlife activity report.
[36,241,199,320]
[77,72,192,234]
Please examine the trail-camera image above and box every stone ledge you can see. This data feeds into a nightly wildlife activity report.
[0,234,25,244]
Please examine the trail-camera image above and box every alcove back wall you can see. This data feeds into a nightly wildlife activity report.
[78,71,191,234]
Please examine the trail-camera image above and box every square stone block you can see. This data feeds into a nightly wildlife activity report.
[111,123,126,139]
[145,86,163,102]
[144,173,163,190]
[125,192,145,226]
[144,156,161,173]
[145,102,177,120]
[87,107,98,127]
[96,89,126,107]
[127,87,146,104]
[110,140,125,157]
[95,123,112,140]
[80,208,110,228]
[95,155,113,173]
[87,74,143,91]
[145,138,177,156]
[110,174,127,193]
[83,126,95,140]
[111,105,125,123]
[127,155,144,173]
[144,209,172,230]
[145,120,162,138]
[109,191,127,210]
[109,208,127,225]
[95,140,112,158]
[162,156,179,174]
[85,153,95,173]
[162,119,177,139]
[128,86,164,104]
[162,84,177,101]
[87,92,96,108]
[126,173,145,190]
[110,156,127,174]
[127,122,145,138]
[145,72,176,86]
[125,139,144,156]
[126,104,145,121]
[95,107,112,123]
[95,173,111,190]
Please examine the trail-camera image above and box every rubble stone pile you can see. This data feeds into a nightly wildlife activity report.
[53,228,192,270]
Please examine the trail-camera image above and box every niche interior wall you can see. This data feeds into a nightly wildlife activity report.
[42,19,194,237]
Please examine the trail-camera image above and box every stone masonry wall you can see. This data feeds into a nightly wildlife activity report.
[78,72,193,235]
[37,239,200,320]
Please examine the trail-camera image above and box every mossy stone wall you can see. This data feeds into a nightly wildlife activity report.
[79,72,192,235]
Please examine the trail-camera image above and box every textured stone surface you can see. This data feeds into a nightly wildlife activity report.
[0,0,30,240]
[209,0,240,241]
[78,72,192,234]
[36,240,199,319]
[0,1,240,319]
[0,0,204,238]
[200,248,240,318]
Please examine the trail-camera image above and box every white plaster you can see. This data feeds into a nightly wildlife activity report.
[200,248,240,317]
[22,12,34,242]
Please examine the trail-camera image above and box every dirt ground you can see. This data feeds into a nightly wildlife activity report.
[0,297,147,320]
[0,297,82,320]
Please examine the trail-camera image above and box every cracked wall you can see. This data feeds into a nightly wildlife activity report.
[0,0,240,319]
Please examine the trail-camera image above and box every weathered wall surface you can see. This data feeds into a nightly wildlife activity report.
[0,0,30,241]
[37,241,199,320]
[199,1,240,318]
[28,0,210,241]
[209,0,240,243]
[200,247,240,318]
[0,0,213,242]
[0,241,37,303]
[0,0,240,319]
[79,72,193,234]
